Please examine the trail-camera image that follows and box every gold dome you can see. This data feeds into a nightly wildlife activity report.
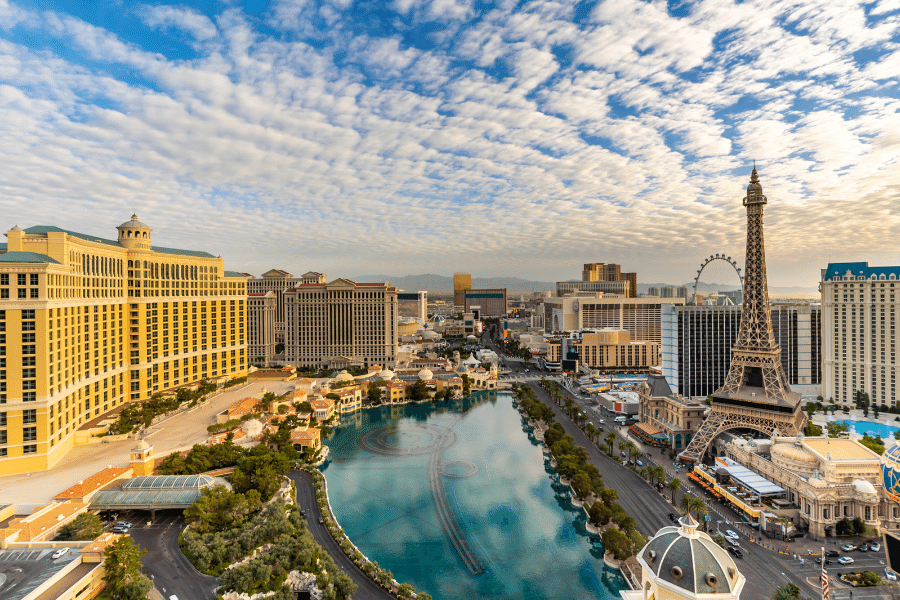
[771,443,816,464]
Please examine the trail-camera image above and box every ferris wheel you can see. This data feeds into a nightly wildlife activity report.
[693,254,743,300]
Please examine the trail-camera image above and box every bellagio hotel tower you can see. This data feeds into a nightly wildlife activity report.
[0,215,248,475]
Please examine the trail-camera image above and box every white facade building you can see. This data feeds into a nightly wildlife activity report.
[283,278,398,369]
[822,262,899,405]
[247,291,276,366]
[247,270,326,342]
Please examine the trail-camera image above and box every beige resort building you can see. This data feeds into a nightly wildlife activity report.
[0,216,248,476]
[724,435,900,537]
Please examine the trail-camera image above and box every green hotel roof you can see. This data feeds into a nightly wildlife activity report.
[224,270,247,278]
[22,225,217,258]
[0,251,61,264]
[0,242,7,252]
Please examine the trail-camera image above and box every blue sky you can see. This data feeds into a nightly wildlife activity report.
[1,0,899,287]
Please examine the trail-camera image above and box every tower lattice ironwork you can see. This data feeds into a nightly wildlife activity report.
[680,169,804,463]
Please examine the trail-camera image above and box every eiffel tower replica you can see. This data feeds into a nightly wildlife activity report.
[679,168,805,463]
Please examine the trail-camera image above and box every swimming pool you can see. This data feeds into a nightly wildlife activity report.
[839,420,900,439]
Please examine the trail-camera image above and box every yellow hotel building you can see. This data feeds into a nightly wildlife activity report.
[0,216,248,475]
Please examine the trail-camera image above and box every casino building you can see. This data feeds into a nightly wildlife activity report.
[0,217,248,475]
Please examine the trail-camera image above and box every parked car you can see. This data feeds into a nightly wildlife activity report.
[726,546,743,558]
[841,544,857,552]
[815,558,833,565]
[886,568,897,581]
[838,556,855,565]
[858,544,869,552]
[636,460,644,467]
[870,543,881,552]
[668,513,678,522]
[825,550,840,557]
[112,526,129,533]
[725,530,738,539]
[116,521,133,529]
[51,548,69,559]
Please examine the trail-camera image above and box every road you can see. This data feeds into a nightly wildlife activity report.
[128,510,218,600]
[289,470,396,600]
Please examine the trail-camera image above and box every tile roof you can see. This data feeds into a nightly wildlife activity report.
[225,270,249,278]
[0,242,6,252]
[54,467,132,500]
[150,245,216,258]
[0,251,61,264]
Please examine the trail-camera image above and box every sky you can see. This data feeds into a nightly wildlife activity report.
[1,0,899,288]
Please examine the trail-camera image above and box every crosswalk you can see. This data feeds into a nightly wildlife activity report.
[0,548,49,561]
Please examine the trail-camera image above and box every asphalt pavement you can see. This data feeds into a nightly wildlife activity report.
[289,470,397,600]
[128,510,218,600]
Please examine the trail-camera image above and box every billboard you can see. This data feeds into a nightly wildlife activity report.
[561,359,578,372]
[884,531,900,576]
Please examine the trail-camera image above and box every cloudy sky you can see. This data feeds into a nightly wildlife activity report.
[1,0,898,288]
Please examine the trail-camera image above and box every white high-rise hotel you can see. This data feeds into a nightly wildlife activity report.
[822,263,898,405]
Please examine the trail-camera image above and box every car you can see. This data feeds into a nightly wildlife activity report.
[886,568,897,582]
[112,526,129,533]
[51,548,69,559]
[838,556,855,565]
[858,544,868,552]
[299,509,306,516]
[870,543,881,552]
[319,518,324,525]
[668,513,678,522]
[116,521,133,529]
[815,558,833,565]
[726,537,740,547]
[841,544,857,552]
[726,546,743,558]
[597,419,605,424]
[725,530,738,539]
[636,460,644,467]
[824,550,840,557]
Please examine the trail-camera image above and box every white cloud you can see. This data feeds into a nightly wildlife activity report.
[140,4,218,41]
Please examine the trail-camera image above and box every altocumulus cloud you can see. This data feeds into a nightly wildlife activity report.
[0,0,898,286]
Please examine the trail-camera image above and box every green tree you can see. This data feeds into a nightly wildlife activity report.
[103,536,152,600]
[860,433,885,455]
[826,421,849,438]
[54,512,105,541]
[408,380,429,402]
[231,444,291,500]
[770,583,801,600]
[605,432,616,454]
[367,382,383,405]
[184,485,262,533]
[804,401,817,419]
[462,374,471,395]
[804,422,823,436]
[667,477,681,504]
[601,528,633,561]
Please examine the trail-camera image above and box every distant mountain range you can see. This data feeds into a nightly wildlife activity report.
[350,274,818,298]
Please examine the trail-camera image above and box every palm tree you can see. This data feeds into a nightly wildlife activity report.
[777,516,792,540]
[681,494,705,520]
[667,477,681,504]
[605,432,616,454]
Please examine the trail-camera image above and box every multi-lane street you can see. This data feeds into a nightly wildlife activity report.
[128,510,218,600]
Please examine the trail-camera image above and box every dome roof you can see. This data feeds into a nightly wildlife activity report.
[771,443,817,464]
[638,515,742,597]
[335,370,354,382]
[133,439,151,451]
[422,330,439,339]
[853,479,877,495]
[378,369,395,380]
[117,214,150,229]
[418,368,433,380]
[456,365,469,374]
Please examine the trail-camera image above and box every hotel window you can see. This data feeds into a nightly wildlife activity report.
[17,274,26,285]
[23,426,36,441]
[23,444,36,454]
[30,274,38,286]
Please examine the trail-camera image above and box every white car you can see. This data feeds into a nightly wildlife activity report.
[725,530,738,539]
[886,568,897,581]
[51,548,69,559]
[838,556,854,565]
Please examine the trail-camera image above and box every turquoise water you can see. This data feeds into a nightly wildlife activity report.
[321,392,627,600]
[839,419,900,439]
